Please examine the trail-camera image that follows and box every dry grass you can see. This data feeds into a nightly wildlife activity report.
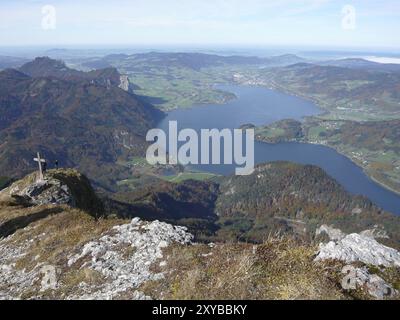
[255,238,344,299]
[0,202,36,221]
[10,208,125,271]
[141,237,346,300]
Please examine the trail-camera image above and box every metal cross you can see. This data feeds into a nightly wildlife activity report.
[33,152,46,181]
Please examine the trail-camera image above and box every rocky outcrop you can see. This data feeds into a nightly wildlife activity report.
[315,233,400,267]
[360,226,389,239]
[118,75,132,92]
[67,218,193,299]
[0,240,40,299]
[0,217,193,300]
[0,169,104,217]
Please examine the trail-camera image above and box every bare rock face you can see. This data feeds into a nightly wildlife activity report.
[315,233,400,267]
[66,218,193,299]
[3,178,75,206]
[0,217,193,300]
[118,75,131,92]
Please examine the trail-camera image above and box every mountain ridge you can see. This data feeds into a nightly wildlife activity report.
[0,57,164,189]
[82,52,307,71]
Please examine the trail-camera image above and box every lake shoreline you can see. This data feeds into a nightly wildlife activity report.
[234,81,400,198]
[158,84,400,215]
[255,137,400,198]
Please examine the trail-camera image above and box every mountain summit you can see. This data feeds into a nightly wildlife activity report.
[19,56,124,88]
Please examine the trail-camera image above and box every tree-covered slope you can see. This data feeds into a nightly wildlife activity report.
[0,58,164,189]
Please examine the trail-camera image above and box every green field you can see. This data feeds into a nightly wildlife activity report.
[256,127,285,139]
[117,155,218,188]
[115,62,240,110]
[160,171,218,183]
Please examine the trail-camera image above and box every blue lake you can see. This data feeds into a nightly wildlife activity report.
[157,84,400,215]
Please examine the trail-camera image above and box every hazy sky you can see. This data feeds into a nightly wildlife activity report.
[0,0,399,49]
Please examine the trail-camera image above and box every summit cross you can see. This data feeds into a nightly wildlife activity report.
[33,152,46,181]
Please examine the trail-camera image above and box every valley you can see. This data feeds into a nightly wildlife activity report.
[2,53,400,213]
[75,52,400,198]
[73,52,305,110]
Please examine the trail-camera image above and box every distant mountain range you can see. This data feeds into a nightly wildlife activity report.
[3,51,400,74]
[0,57,164,189]
[82,52,307,71]
[318,58,400,73]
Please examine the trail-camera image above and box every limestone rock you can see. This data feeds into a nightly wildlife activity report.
[360,226,389,239]
[10,178,74,206]
[315,224,346,241]
[118,75,131,92]
[0,217,193,300]
[316,224,388,242]
[0,232,43,299]
[315,233,400,267]
[66,218,193,299]
[351,207,363,214]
